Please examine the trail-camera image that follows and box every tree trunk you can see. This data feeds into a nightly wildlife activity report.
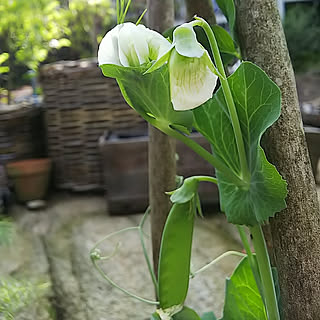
[147,0,176,278]
[235,1,320,319]
[185,0,216,25]
[7,55,14,105]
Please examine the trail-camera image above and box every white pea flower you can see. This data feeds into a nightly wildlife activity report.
[146,22,218,111]
[98,22,171,68]
[98,22,218,112]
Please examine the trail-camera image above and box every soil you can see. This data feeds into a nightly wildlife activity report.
[0,193,244,320]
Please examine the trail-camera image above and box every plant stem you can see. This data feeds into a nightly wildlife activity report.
[92,258,159,305]
[250,225,280,320]
[165,127,247,188]
[237,225,264,302]
[139,207,159,294]
[191,250,246,277]
[192,175,218,185]
[90,224,159,305]
[194,17,251,184]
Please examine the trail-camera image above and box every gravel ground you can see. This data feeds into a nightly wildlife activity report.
[1,189,319,319]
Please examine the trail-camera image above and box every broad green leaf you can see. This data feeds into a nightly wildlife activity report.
[158,202,195,309]
[173,306,201,320]
[221,256,267,320]
[212,25,240,58]
[100,64,194,134]
[193,62,287,225]
[216,0,236,39]
[201,311,217,320]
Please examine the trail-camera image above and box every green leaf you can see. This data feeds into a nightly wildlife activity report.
[173,306,201,320]
[100,64,194,135]
[201,311,217,320]
[0,52,9,65]
[158,202,195,309]
[216,0,236,39]
[212,25,240,58]
[0,66,9,74]
[221,256,267,320]
[193,62,287,225]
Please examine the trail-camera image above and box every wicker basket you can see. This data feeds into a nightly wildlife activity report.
[0,103,45,164]
[40,58,146,190]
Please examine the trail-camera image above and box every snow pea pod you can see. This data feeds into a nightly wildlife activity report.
[158,201,195,309]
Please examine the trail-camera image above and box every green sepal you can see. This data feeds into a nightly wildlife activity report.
[168,176,200,204]
[221,256,267,320]
[100,63,194,135]
[100,63,148,80]
[145,46,173,74]
[193,62,287,226]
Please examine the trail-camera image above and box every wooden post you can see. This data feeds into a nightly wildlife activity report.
[185,0,216,25]
[147,0,176,278]
[235,1,320,318]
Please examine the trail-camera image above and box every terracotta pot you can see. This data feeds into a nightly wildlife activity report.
[6,158,51,202]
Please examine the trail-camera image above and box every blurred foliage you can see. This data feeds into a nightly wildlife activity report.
[0,219,14,246]
[284,2,320,72]
[0,278,50,320]
[61,0,114,59]
[0,220,50,320]
[0,0,70,97]
[0,0,115,93]
[0,0,70,71]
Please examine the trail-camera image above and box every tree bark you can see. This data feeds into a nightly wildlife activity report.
[235,1,320,319]
[7,54,14,105]
[147,0,176,278]
[185,0,216,25]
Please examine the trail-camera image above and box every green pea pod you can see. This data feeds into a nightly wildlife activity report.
[158,201,195,309]
[173,306,201,320]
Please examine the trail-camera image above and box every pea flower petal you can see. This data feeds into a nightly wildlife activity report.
[98,24,122,66]
[98,22,171,68]
[173,22,204,58]
[146,22,218,111]
[169,49,218,111]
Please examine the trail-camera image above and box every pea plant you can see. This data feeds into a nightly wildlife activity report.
[90,0,287,319]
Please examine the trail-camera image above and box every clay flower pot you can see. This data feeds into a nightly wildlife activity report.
[6,158,51,202]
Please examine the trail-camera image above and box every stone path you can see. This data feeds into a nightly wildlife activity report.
[5,190,317,320]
